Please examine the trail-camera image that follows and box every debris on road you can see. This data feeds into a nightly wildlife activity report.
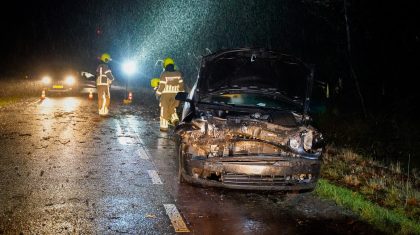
[145,214,157,219]
[19,133,32,137]
[55,139,70,145]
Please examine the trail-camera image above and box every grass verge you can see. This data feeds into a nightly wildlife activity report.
[322,146,419,221]
[316,179,420,234]
[0,97,21,107]
[0,78,44,108]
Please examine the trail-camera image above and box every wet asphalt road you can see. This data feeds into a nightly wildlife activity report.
[0,90,382,234]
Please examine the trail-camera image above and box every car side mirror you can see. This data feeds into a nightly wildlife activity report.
[81,72,95,79]
[175,92,189,102]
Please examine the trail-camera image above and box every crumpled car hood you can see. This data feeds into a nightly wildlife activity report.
[197,48,312,107]
[177,112,322,159]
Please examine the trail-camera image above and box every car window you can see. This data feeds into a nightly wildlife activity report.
[201,93,300,110]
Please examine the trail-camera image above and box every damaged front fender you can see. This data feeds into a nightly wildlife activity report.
[177,115,323,191]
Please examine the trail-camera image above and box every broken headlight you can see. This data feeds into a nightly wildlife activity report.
[288,134,302,151]
[289,137,301,150]
[288,130,318,152]
[303,131,313,151]
[311,133,324,150]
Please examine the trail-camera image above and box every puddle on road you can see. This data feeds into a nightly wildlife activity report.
[114,119,137,145]
[39,97,81,113]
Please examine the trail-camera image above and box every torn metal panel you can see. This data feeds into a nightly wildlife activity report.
[178,113,323,191]
[175,48,324,191]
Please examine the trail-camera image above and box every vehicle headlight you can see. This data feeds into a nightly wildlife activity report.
[289,137,301,150]
[65,76,76,86]
[42,76,51,85]
[312,133,324,150]
[289,130,323,159]
[303,131,313,151]
[289,131,314,151]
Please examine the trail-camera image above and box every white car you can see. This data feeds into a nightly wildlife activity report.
[175,48,324,192]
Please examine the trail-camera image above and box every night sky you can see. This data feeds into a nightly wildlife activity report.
[2,1,110,74]
[1,0,419,107]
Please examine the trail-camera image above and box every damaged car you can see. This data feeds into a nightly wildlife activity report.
[175,48,324,191]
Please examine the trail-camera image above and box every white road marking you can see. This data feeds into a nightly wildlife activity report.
[124,117,189,232]
[147,170,163,184]
[163,204,190,233]
[134,132,146,146]
[129,123,152,160]
[115,120,123,135]
[114,120,134,145]
[138,148,149,160]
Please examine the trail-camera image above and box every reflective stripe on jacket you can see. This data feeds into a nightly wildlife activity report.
[96,63,114,86]
[156,71,184,95]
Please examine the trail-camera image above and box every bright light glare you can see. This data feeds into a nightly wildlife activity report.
[122,61,137,76]
[42,76,51,85]
[65,75,76,85]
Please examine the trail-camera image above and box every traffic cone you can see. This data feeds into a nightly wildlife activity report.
[88,89,93,99]
[41,89,46,100]
[123,91,132,104]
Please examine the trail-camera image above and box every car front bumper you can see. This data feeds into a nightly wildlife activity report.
[181,155,321,191]
[47,88,74,92]
[80,87,97,94]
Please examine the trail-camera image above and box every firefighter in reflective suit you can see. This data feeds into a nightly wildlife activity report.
[96,53,115,116]
[155,57,184,131]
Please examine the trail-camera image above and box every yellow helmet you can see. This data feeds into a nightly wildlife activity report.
[100,53,112,63]
[163,57,174,68]
[150,78,160,88]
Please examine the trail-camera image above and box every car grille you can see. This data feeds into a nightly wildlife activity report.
[221,173,297,186]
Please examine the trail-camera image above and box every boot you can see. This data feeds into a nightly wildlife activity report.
[99,107,106,116]
[172,119,179,126]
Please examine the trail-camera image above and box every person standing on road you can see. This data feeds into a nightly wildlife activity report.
[96,53,115,116]
[155,57,184,131]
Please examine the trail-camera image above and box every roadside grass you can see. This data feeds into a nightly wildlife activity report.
[0,79,42,107]
[318,145,420,234]
[0,97,20,107]
[316,179,420,234]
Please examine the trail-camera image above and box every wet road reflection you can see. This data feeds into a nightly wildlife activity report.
[0,95,380,234]
[119,107,379,235]
[39,97,81,113]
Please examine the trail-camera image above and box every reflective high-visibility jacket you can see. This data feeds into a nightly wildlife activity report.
[156,70,184,96]
[96,63,114,86]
